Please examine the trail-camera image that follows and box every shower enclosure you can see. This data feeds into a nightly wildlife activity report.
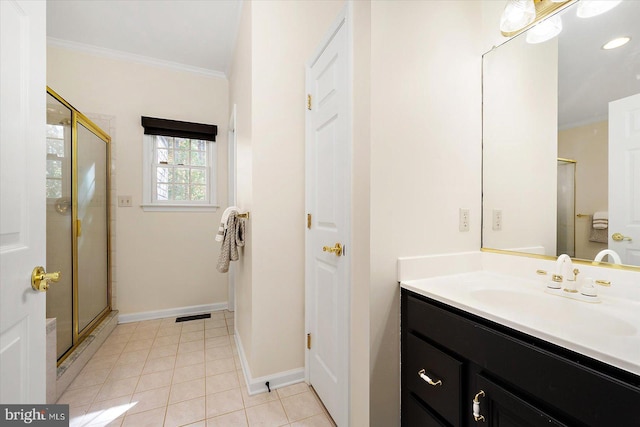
[557,158,576,257]
[46,88,111,362]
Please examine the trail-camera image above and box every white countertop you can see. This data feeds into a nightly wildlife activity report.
[401,271,640,376]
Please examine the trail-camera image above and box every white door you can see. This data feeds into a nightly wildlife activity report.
[305,10,350,426]
[228,104,237,312]
[609,93,640,265]
[0,0,47,403]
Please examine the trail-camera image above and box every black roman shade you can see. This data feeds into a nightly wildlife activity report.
[141,116,217,141]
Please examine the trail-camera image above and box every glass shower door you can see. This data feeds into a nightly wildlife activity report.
[76,119,109,332]
[557,159,576,257]
[46,94,74,359]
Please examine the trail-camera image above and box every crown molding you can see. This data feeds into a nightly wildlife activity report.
[47,37,228,79]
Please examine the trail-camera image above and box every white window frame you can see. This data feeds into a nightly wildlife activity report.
[142,134,218,212]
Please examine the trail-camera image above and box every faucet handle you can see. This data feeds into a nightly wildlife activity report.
[572,268,580,281]
[580,277,598,297]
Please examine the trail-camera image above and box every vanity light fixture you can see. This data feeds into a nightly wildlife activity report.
[602,36,631,50]
[526,15,563,44]
[500,0,573,37]
[577,0,622,18]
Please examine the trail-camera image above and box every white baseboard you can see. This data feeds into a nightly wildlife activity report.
[118,302,228,324]
[234,328,305,396]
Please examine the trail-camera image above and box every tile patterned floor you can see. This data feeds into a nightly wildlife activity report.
[58,311,336,427]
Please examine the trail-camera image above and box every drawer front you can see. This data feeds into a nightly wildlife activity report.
[404,332,462,426]
[404,290,640,426]
[402,392,451,427]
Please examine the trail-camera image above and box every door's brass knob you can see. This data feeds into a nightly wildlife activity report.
[322,242,343,257]
[31,266,61,292]
[612,233,632,242]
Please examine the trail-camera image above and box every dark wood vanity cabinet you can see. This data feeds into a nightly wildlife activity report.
[401,289,640,427]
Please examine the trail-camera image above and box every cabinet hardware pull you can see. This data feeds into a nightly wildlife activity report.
[417,369,442,386]
[473,390,485,422]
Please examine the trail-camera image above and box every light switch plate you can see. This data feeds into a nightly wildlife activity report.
[493,209,502,231]
[459,208,470,232]
[118,195,132,207]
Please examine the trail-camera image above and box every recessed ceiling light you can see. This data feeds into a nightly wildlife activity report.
[602,36,631,50]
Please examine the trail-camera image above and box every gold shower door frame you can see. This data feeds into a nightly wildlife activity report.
[48,87,112,365]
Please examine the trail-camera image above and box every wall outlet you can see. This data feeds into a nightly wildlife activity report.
[493,209,502,231]
[118,195,132,207]
[459,208,470,232]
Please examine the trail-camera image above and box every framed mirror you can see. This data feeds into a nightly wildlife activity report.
[482,0,640,268]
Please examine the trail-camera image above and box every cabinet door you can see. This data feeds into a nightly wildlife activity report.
[474,375,568,427]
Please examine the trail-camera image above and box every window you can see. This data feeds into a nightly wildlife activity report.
[141,116,218,212]
[46,124,66,199]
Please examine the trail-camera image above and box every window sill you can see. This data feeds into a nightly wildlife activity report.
[140,203,219,212]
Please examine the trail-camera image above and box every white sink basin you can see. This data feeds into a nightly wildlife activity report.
[470,289,637,337]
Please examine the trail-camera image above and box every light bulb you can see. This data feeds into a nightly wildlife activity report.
[500,0,536,33]
[577,0,622,18]
[526,15,563,44]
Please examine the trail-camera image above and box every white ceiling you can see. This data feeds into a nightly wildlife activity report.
[47,0,243,77]
[558,0,640,128]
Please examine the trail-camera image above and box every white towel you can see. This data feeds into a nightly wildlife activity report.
[592,211,608,230]
[215,206,239,241]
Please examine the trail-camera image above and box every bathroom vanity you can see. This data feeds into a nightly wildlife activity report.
[400,279,640,427]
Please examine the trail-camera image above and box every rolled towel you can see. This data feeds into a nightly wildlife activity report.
[592,211,608,230]
[593,211,608,220]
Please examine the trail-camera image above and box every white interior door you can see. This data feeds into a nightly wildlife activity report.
[305,10,350,427]
[228,104,237,312]
[0,0,47,403]
[609,93,640,265]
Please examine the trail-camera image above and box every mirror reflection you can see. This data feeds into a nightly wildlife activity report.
[482,0,640,267]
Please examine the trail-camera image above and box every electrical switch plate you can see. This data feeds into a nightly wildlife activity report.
[459,208,470,232]
[493,209,502,231]
[118,195,132,207]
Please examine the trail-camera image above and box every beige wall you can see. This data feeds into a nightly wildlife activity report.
[368,1,483,424]
[47,46,230,316]
[559,121,608,260]
[350,2,372,425]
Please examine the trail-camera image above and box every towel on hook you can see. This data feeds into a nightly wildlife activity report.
[215,206,239,242]
[592,211,608,230]
[217,213,246,273]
